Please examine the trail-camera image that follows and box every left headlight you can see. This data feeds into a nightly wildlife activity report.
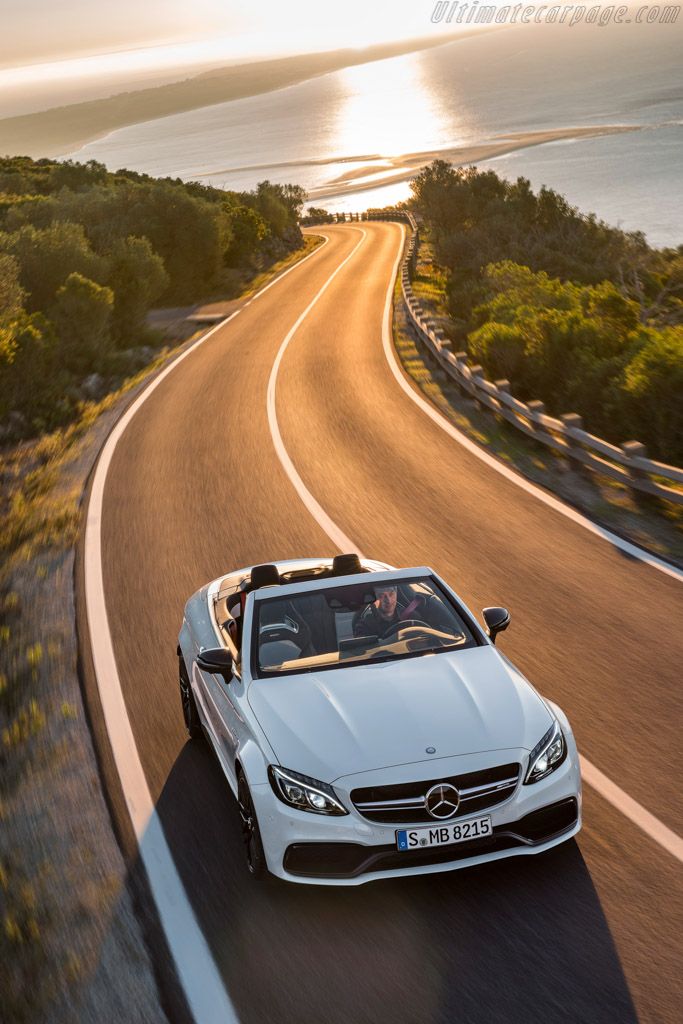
[268,765,348,816]
[524,720,567,784]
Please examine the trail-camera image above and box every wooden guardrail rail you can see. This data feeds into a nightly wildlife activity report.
[303,208,683,504]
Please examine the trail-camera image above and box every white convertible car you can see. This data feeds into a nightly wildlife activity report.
[177,555,581,885]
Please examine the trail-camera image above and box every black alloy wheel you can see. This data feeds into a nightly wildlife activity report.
[179,656,201,739]
[237,773,269,880]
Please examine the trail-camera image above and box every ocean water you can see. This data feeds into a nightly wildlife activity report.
[69,22,683,246]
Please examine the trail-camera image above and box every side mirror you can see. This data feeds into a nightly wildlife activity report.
[483,607,510,645]
[197,646,233,680]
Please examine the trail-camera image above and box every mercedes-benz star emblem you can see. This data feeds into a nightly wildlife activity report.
[425,783,460,820]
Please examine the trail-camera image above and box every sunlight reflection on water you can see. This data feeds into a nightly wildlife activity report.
[331,54,454,158]
[67,24,683,244]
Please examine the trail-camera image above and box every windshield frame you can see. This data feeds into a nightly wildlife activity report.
[249,568,485,679]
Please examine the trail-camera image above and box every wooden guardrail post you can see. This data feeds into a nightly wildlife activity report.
[621,441,649,495]
[469,364,484,401]
[409,242,417,278]
[561,413,584,469]
[494,380,510,420]
[526,399,546,434]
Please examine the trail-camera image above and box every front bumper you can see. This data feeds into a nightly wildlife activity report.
[285,797,579,878]
[251,747,582,885]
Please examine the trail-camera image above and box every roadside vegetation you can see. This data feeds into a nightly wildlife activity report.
[410,162,683,466]
[0,155,307,442]
[393,260,683,565]
[0,356,173,1019]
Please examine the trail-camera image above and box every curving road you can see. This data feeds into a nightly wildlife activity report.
[83,223,682,1023]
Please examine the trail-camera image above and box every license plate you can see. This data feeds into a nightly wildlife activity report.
[396,815,492,851]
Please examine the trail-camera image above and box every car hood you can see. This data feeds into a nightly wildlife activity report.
[248,646,552,782]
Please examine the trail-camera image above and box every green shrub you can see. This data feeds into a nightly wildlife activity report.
[105,236,168,345]
[0,222,104,312]
[51,273,113,373]
[621,326,683,464]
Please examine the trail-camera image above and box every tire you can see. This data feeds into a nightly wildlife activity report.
[179,656,202,740]
[237,772,270,880]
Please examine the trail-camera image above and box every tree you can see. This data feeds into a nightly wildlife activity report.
[412,162,661,323]
[223,205,267,267]
[121,181,223,300]
[473,261,580,329]
[301,206,335,225]
[0,221,104,312]
[249,180,305,245]
[621,326,683,464]
[583,280,640,346]
[468,321,527,381]
[48,159,108,192]
[105,236,168,345]
[51,272,113,373]
[0,313,55,422]
[0,253,25,322]
[0,155,314,438]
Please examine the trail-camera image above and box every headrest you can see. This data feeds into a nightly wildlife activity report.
[331,553,363,576]
[246,564,280,591]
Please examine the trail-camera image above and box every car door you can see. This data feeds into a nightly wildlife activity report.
[197,651,238,767]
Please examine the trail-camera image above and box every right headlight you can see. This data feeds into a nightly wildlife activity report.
[524,720,567,784]
[268,765,348,815]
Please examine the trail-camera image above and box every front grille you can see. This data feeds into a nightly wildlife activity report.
[351,762,521,823]
[284,798,578,878]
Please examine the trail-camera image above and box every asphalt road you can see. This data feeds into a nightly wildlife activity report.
[92,223,682,1023]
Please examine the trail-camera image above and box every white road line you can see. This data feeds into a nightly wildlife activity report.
[266,228,368,556]
[378,225,683,583]
[269,223,683,864]
[83,235,332,1024]
[580,758,683,862]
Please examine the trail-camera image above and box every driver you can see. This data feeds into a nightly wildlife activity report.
[353,584,407,638]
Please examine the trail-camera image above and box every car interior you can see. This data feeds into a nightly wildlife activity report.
[212,555,475,672]
[212,554,370,656]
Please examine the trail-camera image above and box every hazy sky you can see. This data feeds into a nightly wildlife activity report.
[2,1,440,70]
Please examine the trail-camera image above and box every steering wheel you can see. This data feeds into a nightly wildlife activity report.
[380,618,431,640]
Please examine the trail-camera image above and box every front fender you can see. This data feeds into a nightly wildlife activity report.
[545,698,574,739]
[236,737,270,789]
[545,699,581,783]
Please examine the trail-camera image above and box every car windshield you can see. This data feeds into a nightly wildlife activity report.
[253,576,479,676]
